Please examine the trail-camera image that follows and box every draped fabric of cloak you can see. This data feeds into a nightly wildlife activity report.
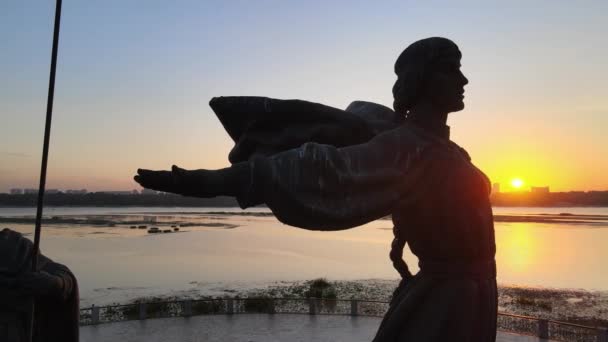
[209,96,404,164]
[211,97,498,341]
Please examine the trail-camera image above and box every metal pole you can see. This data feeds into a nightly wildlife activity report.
[32,0,62,271]
[29,1,62,340]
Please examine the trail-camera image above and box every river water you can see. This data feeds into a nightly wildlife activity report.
[1,206,607,305]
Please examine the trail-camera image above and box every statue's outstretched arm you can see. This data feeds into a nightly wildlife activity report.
[135,124,435,231]
[135,164,250,199]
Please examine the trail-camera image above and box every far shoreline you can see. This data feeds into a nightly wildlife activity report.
[2,190,608,207]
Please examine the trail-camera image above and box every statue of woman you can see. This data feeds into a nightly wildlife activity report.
[135,37,497,341]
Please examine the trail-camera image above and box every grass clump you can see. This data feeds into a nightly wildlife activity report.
[305,278,338,312]
[515,296,552,311]
[305,278,335,299]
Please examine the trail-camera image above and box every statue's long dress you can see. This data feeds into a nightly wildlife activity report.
[213,97,497,341]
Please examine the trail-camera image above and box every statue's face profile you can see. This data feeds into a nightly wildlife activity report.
[420,50,469,113]
[393,37,469,116]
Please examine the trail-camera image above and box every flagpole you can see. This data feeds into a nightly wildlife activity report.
[29,0,62,339]
[32,0,62,271]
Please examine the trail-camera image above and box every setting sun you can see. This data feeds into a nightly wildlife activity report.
[511,178,524,189]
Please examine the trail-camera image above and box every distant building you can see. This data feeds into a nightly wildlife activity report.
[23,188,38,194]
[141,189,158,195]
[66,189,88,194]
[530,186,550,194]
[45,189,62,194]
[492,183,501,194]
[10,188,23,194]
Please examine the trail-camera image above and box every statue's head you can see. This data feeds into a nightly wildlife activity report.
[393,37,468,116]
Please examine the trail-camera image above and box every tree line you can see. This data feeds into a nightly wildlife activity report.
[1,191,607,207]
[490,191,608,207]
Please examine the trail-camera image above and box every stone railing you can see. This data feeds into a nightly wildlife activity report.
[80,298,607,342]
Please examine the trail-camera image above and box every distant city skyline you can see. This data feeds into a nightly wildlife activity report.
[7,187,156,195]
[3,187,607,208]
[6,183,605,195]
[2,1,607,193]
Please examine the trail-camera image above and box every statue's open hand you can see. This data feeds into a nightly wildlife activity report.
[135,163,250,198]
[134,167,181,194]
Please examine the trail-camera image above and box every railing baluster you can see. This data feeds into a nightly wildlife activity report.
[91,305,99,325]
[227,298,234,315]
[598,327,608,342]
[309,298,316,315]
[350,300,358,316]
[538,319,548,339]
[182,300,192,317]
[139,303,147,320]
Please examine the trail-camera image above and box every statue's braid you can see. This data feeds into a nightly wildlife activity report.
[389,225,413,281]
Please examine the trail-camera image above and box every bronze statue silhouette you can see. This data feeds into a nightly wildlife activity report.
[135,37,497,342]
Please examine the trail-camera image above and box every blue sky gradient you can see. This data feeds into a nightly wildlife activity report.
[1,1,607,192]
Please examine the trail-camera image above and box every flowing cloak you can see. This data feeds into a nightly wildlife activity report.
[210,96,497,341]
[209,96,404,164]
[0,228,79,342]
[210,96,432,228]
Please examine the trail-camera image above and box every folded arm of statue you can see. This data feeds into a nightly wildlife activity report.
[135,122,436,231]
[0,228,77,301]
[15,255,77,301]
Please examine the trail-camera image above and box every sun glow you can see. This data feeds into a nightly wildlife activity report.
[511,178,524,189]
